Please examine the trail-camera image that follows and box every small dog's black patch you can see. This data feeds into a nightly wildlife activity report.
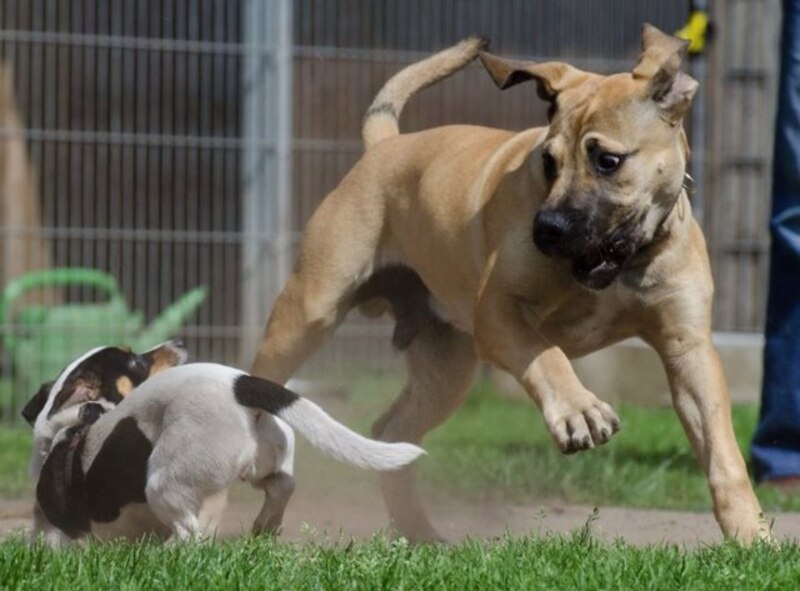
[85,417,152,523]
[36,424,92,539]
[234,375,299,415]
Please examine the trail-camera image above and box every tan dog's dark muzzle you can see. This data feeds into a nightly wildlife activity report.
[572,228,640,289]
[534,204,641,290]
[532,208,574,256]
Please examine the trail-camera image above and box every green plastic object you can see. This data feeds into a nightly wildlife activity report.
[0,268,206,393]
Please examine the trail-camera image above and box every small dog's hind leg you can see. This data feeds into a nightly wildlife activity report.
[251,471,296,535]
[373,323,478,543]
[146,472,207,542]
[251,416,296,535]
[170,515,203,542]
[197,489,229,539]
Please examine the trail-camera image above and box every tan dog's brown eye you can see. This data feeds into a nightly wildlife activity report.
[542,151,557,181]
[595,152,624,175]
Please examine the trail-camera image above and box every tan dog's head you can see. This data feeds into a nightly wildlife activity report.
[21,340,188,478]
[481,24,697,289]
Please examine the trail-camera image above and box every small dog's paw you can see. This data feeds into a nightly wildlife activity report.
[546,394,620,454]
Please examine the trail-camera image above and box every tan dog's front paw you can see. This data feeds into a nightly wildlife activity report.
[546,394,620,454]
[717,499,774,545]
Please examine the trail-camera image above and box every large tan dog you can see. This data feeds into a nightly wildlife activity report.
[252,25,769,543]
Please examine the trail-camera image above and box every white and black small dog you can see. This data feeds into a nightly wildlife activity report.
[23,342,423,546]
[22,340,190,481]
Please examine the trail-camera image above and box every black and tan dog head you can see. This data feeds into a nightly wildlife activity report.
[22,340,188,477]
[481,24,697,289]
[22,340,188,425]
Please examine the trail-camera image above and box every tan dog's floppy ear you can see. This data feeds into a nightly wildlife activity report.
[633,23,698,122]
[479,51,588,102]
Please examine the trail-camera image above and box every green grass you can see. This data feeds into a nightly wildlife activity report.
[347,378,800,513]
[1,378,799,512]
[0,428,32,498]
[1,532,800,591]
[3,379,800,589]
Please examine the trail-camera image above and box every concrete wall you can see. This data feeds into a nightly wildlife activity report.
[490,332,764,407]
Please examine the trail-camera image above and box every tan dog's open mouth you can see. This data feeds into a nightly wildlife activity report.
[571,235,638,290]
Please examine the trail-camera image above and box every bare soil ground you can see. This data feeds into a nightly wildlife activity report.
[4,479,800,547]
[5,386,798,547]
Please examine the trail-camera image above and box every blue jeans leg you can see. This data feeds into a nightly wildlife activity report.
[750,0,800,481]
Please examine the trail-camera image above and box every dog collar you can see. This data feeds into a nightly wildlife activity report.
[682,172,696,195]
[648,170,692,248]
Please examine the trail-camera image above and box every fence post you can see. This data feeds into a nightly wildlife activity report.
[273,0,294,305]
[240,0,293,366]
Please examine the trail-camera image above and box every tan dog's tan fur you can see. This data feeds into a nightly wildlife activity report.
[251,27,769,543]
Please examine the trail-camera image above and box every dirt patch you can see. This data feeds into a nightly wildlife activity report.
[4,484,800,547]
[5,388,798,547]
[223,485,800,547]
[0,500,31,540]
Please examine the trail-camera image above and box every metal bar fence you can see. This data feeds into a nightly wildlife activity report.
[0,0,779,425]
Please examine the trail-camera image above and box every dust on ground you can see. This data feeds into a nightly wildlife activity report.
[4,384,799,547]
[4,473,800,547]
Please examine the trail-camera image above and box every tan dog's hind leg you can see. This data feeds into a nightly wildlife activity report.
[251,184,384,383]
[654,336,770,543]
[372,323,478,542]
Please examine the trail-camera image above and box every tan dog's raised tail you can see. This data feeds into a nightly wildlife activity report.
[252,25,769,544]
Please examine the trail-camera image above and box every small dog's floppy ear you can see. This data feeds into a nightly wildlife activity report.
[633,23,698,122]
[479,51,589,102]
[21,381,54,426]
[49,378,100,418]
[140,339,189,377]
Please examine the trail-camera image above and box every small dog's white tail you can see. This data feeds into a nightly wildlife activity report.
[234,375,424,471]
[278,398,423,470]
[361,36,488,149]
